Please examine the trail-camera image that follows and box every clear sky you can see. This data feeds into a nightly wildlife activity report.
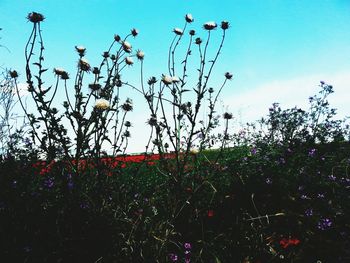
[0,0,349,153]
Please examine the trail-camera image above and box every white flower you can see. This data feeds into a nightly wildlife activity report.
[122,41,132,50]
[203,21,217,30]
[161,74,173,85]
[125,57,134,65]
[171,76,180,83]
[136,50,145,60]
[95,99,109,110]
[185,14,194,23]
[173,28,183,35]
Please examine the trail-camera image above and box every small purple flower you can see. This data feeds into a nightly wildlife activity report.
[44,178,54,189]
[266,178,272,185]
[80,202,89,209]
[308,148,316,157]
[300,194,309,200]
[67,181,74,190]
[184,242,192,250]
[328,175,336,181]
[12,180,17,188]
[251,148,257,155]
[185,259,191,263]
[287,148,292,153]
[317,218,332,230]
[320,80,325,85]
[317,193,325,199]
[168,253,178,261]
[279,157,286,164]
[298,185,305,191]
[305,208,313,217]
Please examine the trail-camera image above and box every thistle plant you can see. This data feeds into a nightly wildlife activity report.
[13,12,140,172]
[131,14,233,185]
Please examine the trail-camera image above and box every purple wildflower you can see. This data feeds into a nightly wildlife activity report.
[184,243,192,250]
[44,178,54,189]
[300,194,309,200]
[67,181,74,190]
[328,175,336,181]
[251,148,257,155]
[317,193,325,199]
[168,253,178,261]
[266,178,272,185]
[80,202,89,209]
[308,148,316,157]
[317,218,332,230]
[305,208,313,217]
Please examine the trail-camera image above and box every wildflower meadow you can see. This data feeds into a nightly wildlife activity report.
[0,10,349,263]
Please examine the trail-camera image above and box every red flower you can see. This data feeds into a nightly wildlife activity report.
[279,237,300,249]
[207,210,214,217]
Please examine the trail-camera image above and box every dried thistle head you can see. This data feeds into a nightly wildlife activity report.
[27,12,45,23]
[122,41,132,53]
[185,14,194,23]
[125,57,134,65]
[95,99,109,110]
[9,70,18,78]
[122,98,133,112]
[221,21,230,30]
[89,83,101,91]
[131,28,138,37]
[195,37,202,45]
[189,29,196,36]
[223,112,233,120]
[161,74,173,85]
[92,67,100,75]
[114,34,121,42]
[203,21,217,30]
[75,46,86,56]
[224,72,233,80]
[124,121,132,127]
[147,76,157,85]
[136,50,145,60]
[78,58,91,72]
[173,28,183,36]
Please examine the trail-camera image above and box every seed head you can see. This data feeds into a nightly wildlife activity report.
[125,57,134,65]
[189,29,196,36]
[114,34,121,42]
[122,41,132,53]
[203,21,217,30]
[221,21,230,30]
[185,14,194,23]
[9,70,18,79]
[225,72,233,80]
[195,37,202,45]
[223,112,233,120]
[89,83,101,91]
[75,46,86,56]
[79,58,91,72]
[161,74,173,85]
[136,50,145,60]
[124,121,132,127]
[131,28,138,37]
[27,12,45,23]
[173,28,183,36]
[122,98,133,112]
[53,68,66,76]
[147,76,157,85]
[95,99,109,110]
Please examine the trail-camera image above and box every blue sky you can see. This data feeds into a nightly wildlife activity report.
[1,0,349,152]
